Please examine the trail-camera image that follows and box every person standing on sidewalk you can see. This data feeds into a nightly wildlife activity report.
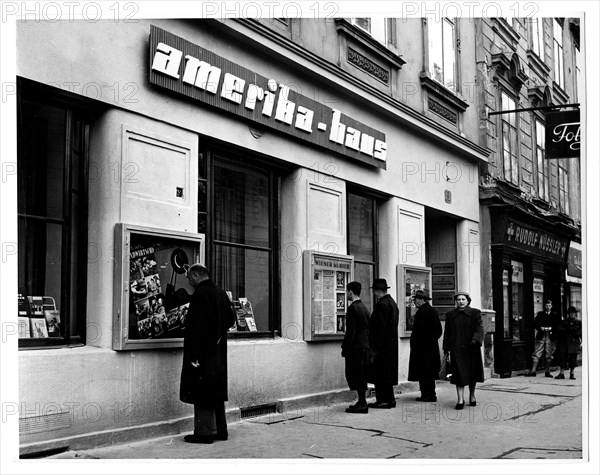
[524,300,561,377]
[180,264,235,444]
[554,306,582,380]
[341,281,371,413]
[408,290,443,402]
[367,278,399,409]
[443,291,484,410]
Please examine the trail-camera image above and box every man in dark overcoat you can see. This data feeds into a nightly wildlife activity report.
[367,278,399,409]
[553,306,582,380]
[408,290,442,402]
[341,281,370,413]
[180,264,235,444]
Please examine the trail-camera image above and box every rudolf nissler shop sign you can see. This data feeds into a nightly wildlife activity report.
[149,25,387,168]
[545,110,580,159]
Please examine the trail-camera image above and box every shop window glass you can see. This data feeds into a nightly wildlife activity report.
[348,192,377,312]
[213,160,276,334]
[502,269,510,338]
[17,100,88,345]
[511,260,525,341]
[428,18,456,91]
[558,163,569,214]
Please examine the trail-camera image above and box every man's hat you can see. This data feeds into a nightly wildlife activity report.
[371,278,390,290]
[567,306,578,313]
[413,289,431,300]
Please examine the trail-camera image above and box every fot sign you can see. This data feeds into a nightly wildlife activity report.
[545,110,580,159]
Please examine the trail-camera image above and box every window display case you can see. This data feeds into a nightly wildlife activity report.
[397,264,432,338]
[303,251,353,341]
[113,223,205,350]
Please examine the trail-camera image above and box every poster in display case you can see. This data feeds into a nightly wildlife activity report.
[113,223,205,350]
[397,264,432,338]
[303,250,353,341]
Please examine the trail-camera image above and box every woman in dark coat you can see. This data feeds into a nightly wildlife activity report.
[180,264,235,443]
[554,306,582,380]
[408,290,443,402]
[443,291,484,409]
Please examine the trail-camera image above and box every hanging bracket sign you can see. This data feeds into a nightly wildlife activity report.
[545,110,580,159]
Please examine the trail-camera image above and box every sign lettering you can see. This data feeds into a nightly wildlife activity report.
[545,110,580,159]
[149,26,387,168]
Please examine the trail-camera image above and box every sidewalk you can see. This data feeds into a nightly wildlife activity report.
[45,368,583,460]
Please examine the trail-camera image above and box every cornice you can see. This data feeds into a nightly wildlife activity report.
[216,18,490,163]
[492,18,520,51]
[419,73,469,111]
[334,18,406,70]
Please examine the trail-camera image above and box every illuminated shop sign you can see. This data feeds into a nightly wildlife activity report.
[149,25,387,168]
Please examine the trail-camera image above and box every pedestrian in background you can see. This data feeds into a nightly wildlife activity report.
[341,281,370,413]
[408,289,443,402]
[180,264,235,444]
[443,291,484,410]
[524,300,561,377]
[554,306,582,380]
[367,278,399,409]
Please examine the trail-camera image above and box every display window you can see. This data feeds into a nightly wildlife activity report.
[17,89,92,347]
[201,151,281,337]
[347,191,378,312]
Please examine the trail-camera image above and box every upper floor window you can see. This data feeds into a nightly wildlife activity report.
[351,17,395,48]
[558,162,570,214]
[501,91,519,185]
[553,19,565,88]
[535,119,549,201]
[531,18,545,61]
[428,18,456,91]
[575,44,582,101]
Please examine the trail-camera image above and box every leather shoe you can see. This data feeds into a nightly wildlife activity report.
[469,399,477,407]
[545,372,553,378]
[570,374,576,380]
[368,401,396,409]
[345,404,368,414]
[524,371,536,377]
[184,434,214,444]
[555,374,565,379]
[455,402,464,410]
[421,396,437,402]
[415,396,424,401]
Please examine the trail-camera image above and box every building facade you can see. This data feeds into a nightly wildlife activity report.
[475,18,582,376]
[15,17,490,453]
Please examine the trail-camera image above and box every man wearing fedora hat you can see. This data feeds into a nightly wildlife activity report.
[367,278,399,409]
[408,290,442,402]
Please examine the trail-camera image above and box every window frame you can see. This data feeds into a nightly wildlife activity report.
[17,84,92,349]
[346,187,380,313]
[350,17,396,49]
[531,18,545,62]
[534,118,550,201]
[553,19,565,89]
[202,147,281,339]
[558,161,570,214]
[500,91,520,186]
[426,17,457,92]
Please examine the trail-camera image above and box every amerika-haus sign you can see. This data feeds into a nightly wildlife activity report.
[149,25,387,168]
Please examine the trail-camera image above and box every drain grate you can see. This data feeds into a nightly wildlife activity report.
[240,403,277,419]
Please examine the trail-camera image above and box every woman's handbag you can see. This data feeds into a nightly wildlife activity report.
[444,353,452,380]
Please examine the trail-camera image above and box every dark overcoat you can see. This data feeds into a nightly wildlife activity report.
[408,302,442,382]
[533,311,561,341]
[443,306,484,386]
[557,317,582,354]
[179,279,235,405]
[368,294,399,385]
[341,299,370,390]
